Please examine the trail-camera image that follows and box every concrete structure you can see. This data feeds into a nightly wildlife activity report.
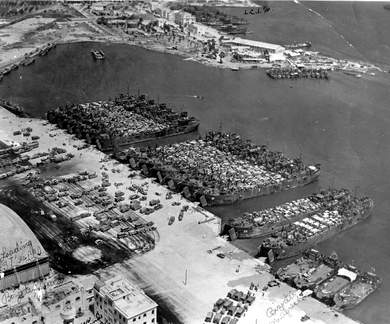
[0,274,96,324]
[94,276,157,324]
[222,38,285,55]
[0,204,50,291]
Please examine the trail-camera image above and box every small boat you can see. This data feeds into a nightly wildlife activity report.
[91,50,105,60]
[231,67,239,71]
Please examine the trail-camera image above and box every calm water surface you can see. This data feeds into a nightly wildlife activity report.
[1,2,390,323]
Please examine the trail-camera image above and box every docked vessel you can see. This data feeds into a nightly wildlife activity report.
[0,98,26,117]
[334,271,382,309]
[276,249,324,285]
[259,193,373,260]
[46,94,199,153]
[229,189,349,239]
[91,50,105,60]
[314,265,359,305]
[276,250,381,309]
[284,42,312,50]
[267,67,329,80]
[124,131,320,206]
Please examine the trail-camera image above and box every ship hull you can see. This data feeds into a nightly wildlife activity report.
[137,162,319,206]
[46,111,199,152]
[333,276,382,310]
[232,208,324,239]
[259,206,372,261]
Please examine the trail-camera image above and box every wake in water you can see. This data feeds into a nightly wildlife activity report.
[293,0,359,52]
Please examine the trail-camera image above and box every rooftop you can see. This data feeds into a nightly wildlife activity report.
[0,203,48,272]
[222,38,285,51]
[96,277,157,318]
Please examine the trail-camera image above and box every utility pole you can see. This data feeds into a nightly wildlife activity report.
[184,268,188,285]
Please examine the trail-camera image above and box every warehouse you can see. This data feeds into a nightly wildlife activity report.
[0,204,50,290]
[221,38,285,55]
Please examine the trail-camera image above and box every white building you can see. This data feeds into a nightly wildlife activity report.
[222,38,285,55]
[94,276,157,324]
[174,11,195,26]
[161,8,178,23]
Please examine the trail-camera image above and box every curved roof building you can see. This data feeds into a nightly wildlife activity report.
[0,204,50,290]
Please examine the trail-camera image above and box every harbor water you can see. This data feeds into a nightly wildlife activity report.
[1,2,390,323]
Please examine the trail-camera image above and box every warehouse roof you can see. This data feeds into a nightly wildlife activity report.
[222,38,285,52]
[0,204,48,272]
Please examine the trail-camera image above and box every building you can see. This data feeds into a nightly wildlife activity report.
[42,276,95,323]
[0,274,96,324]
[174,11,196,26]
[221,38,285,56]
[94,276,157,324]
[161,8,177,23]
[0,204,50,290]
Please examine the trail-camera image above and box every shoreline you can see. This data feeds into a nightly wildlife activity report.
[0,106,363,324]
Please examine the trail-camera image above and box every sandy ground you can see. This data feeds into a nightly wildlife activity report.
[0,107,362,324]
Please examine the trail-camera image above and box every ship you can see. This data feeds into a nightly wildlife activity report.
[276,249,324,285]
[228,189,349,239]
[314,265,359,306]
[123,131,320,206]
[46,94,199,153]
[39,43,56,56]
[91,50,105,60]
[275,250,381,309]
[267,68,328,80]
[258,194,373,261]
[334,271,382,309]
[219,24,247,35]
[0,99,27,117]
[22,57,35,66]
[290,252,340,290]
[284,42,312,50]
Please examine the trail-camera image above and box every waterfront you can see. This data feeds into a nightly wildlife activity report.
[1,39,390,323]
[1,2,390,323]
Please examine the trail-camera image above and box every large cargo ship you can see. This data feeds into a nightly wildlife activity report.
[229,189,349,239]
[46,94,199,153]
[276,250,381,309]
[122,131,320,206]
[258,194,373,260]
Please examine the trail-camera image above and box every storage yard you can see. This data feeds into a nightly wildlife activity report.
[0,106,362,324]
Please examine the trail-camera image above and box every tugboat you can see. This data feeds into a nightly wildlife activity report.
[91,50,105,60]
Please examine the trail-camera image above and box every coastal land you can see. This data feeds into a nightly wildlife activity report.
[0,106,359,324]
[1,1,390,324]
[0,0,381,75]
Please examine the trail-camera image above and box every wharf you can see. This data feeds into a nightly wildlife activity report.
[0,107,360,324]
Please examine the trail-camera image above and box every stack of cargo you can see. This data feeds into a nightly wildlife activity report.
[125,131,320,206]
[258,191,374,261]
[46,94,199,152]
